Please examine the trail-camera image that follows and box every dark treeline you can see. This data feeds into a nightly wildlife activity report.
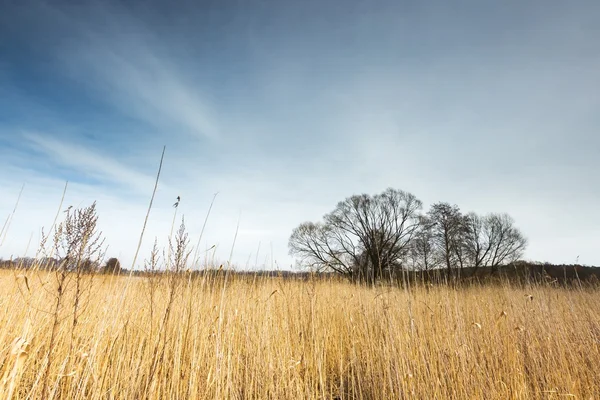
[0,256,123,274]
[2,257,598,288]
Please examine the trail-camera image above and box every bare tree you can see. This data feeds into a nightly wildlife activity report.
[289,188,422,282]
[427,202,465,276]
[461,212,527,274]
[462,212,494,274]
[486,213,527,272]
[409,216,438,271]
[289,222,357,275]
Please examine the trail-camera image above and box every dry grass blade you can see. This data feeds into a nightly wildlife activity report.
[0,319,32,400]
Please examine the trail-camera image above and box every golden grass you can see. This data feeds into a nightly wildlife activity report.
[0,270,598,399]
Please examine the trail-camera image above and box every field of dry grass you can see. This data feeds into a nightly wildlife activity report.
[0,269,598,399]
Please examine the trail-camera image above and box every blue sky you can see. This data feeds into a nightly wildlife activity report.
[1,0,599,268]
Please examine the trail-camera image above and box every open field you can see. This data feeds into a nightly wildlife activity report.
[0,270,598,399]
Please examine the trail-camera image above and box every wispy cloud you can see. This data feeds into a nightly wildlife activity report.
[61,37,220,140]
[4,1,220,141]
[22,132,160,193]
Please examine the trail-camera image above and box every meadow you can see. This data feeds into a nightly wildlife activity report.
[0,269,598,399]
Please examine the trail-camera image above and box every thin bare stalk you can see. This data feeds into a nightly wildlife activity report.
[192,192,219,269]
[0,183,25,248]
[130,145,166,273]
[227,211,241,268]
[34,181,68,271]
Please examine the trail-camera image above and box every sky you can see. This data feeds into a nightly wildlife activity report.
[1,0,599,269]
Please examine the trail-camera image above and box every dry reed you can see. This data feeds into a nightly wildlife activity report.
[0,269,598,399]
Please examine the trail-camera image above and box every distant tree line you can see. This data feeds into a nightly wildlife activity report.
[0,256,124,274]
[289,188,528,282]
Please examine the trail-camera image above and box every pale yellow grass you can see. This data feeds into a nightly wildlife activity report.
[0,270,598,399]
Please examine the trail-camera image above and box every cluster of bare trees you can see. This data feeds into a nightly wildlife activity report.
[289,188,527,282]
[410,203,527,276]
